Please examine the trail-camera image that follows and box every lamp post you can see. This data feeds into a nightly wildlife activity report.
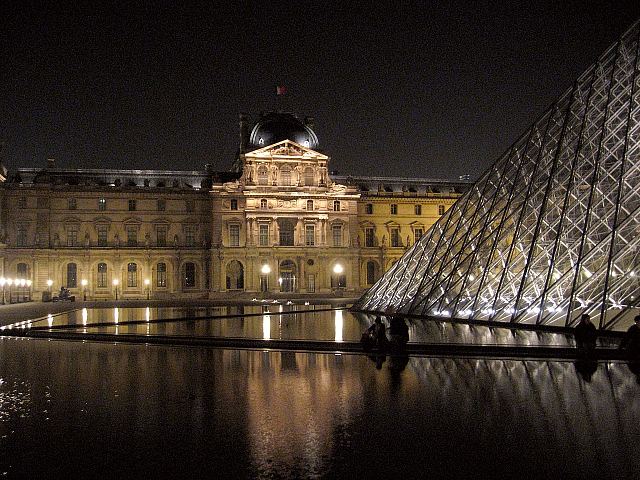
[260,264,271,293]
[144,278,150,300]
[7,278,13,303]
[81,279,88,301]
[0,277,5,305]
[333,263,344,294]
[46,279,53,302]
[113,278,119,300]
[26,280,32,302]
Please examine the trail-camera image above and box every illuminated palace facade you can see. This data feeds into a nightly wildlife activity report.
[0,113,469,300]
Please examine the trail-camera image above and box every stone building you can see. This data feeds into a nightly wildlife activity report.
[0,113,469,300]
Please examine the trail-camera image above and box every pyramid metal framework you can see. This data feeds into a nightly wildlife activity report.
[356,20,640,331]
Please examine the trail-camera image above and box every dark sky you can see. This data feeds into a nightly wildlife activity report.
[2,1,640,180]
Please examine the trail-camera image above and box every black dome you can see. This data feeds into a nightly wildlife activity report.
[248,112,319,150]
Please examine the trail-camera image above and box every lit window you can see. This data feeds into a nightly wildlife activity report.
[259,224,269,246]
[305,225,315,246]
[97,263,108,288]
[128,199,136,211]
[98,198,106,211]
[157,263,167,287]
[67,225,79,247]
[391,228,401,247]
[332,225,342,247]
[126,226,137,247]
[229,224,240,247]
[391,204,398,215]
[67,263,78,288]
[127,263,137,287]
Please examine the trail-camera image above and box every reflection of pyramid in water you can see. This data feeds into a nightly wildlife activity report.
[356,20,640,331]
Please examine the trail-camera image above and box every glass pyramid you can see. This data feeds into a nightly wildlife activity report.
[356,20,640,331]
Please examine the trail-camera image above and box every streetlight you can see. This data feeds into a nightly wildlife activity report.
[144,278,150,300]
[46,279,53,302]
[260,264,271,293]
[81,279,88,301]
[113,278,119,300]
[0,277,5,305]
[333,263,344,293]
[26,280,32,302]
[7,278,13,303]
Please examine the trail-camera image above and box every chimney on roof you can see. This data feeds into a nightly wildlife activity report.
[47,158,56,169]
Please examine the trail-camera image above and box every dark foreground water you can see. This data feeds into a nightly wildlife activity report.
[1,337,639,479]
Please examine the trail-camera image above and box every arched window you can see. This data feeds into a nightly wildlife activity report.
[306,200,313,211]
[127,263,137,287]
[260,198,268,209]
[97,263,108,288]
[304,167,314,186]
[16,263,29,279]
[67,263,78,288]
[184,262,196,288]
[281,165,292,186]
[258,166,268,185]
[157,263,167,288]
[366,261,376,285]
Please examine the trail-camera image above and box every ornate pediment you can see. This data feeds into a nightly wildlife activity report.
[246,140,328,161]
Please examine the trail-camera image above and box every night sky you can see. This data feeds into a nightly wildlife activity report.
[2,2,640,180]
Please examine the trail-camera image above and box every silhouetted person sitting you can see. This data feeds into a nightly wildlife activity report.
[574,313,597,356]
[364,316,388,349]
[619,315,640,360]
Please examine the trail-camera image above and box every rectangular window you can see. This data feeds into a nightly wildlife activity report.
[414,228,423,244]
[157,199,166,211]
[67,226,79,247]
[97,263,108,288]
[128,199,136,211]
[98,198,106,211]
[230,199,238,210]
[37,197,49,209]
[157,263,167,288]
[127,226,138,247]
[259,224,269,246]
[365,203,373,214]
[391,204,398,215]
[365,228,375,248]
[185,200,195,212]
[332,225,342,247]
[185,226,196,247]
[229,224,240,247]
[17,226,28,247]
[391,228,400,247]
[68,198,77,210]
[97,226,108,246]
[127,263,137,287]
[333,200,341,212]
[438,205,445,215]
[305,225,315,246]
[415,204,422,215]
[157,225,167,247]
[17,197,27,209]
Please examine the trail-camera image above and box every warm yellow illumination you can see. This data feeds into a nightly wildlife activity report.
[261,264,271,275]
[112,279,119,286]
[82,308,88,325]
[144,279,150,286]
[333,264,344,274]
[334,309,343,342]
[81,279,88,287]
[262,314,271,340]
[46,279,53,287]
[47,314,53,328]
[114,308,119,324]
[145,307,151,322]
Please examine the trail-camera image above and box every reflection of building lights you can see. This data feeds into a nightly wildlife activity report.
[47,314,53,327]
[114,308,119,324]
[334,309,343,342]
[82,308,88,325]
[262,315,271,340]
[145,307,151,322]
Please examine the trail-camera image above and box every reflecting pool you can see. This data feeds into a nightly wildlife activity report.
[0,337,638,478]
